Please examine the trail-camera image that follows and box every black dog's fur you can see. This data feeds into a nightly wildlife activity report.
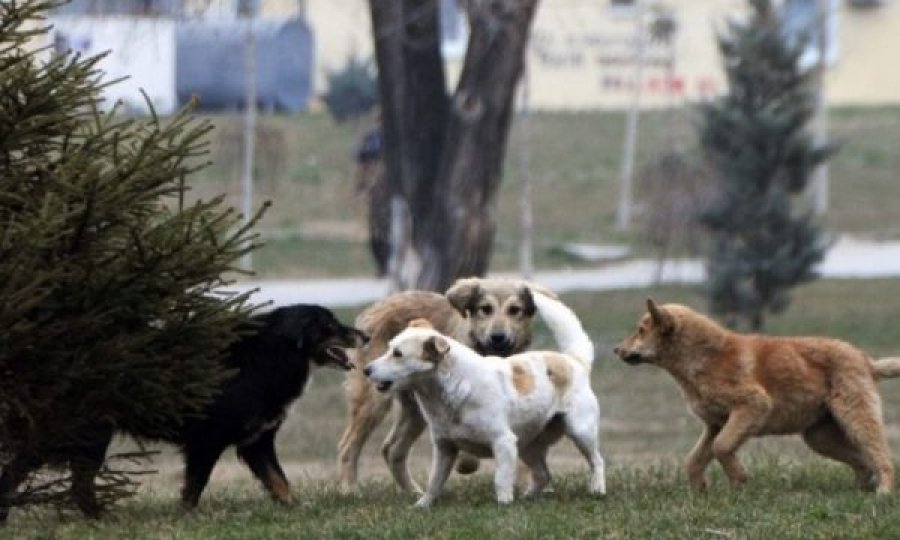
[0,304,367,521]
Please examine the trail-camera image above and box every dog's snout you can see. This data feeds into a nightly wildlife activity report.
[613,346,621,356]
[490,332,509,347]
[363,366,372,377]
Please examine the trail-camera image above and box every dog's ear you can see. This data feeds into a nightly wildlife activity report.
[519,281,558,301]
[445,278,482,316]
[422,335,450,362]
[408,318,433,329]
[518,286,537,317]
[646,298,675,335]
[296,336,304,350]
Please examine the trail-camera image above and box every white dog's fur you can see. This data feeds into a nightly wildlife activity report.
[364,291,605,507]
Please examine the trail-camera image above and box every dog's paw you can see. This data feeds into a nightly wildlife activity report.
[413,496,434,509]
[590,477,607,497]
[496,493,514,505]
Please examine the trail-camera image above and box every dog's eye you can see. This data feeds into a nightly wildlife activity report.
[507,306,521,317]
[392,349,402,358]
[479,305,493,316]
[638,326,646,336]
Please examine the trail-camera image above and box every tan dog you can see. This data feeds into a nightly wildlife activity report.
[614,299,900,494]
[338,278,553,493]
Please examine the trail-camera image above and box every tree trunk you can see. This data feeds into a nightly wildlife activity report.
[369,0,539,291]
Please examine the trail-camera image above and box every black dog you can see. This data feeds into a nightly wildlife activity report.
[0,304,367,520]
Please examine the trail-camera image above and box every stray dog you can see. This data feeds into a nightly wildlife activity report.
[614,299,900,494]
[337,278,549,493]
[0,304,367,520]
[364,291,606,507]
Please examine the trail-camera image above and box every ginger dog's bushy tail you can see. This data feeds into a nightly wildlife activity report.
[873,357,900,379]
[532,291,594,367]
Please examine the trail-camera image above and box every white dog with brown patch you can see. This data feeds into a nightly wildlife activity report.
[363,292,605,507]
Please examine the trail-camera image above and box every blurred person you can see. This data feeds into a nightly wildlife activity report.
[354,114,391,277]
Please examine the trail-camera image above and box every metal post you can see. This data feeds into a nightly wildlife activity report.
[240,7,257,272]
[518,60,534,279]
[616,3,645,231]
[812,0,834,215]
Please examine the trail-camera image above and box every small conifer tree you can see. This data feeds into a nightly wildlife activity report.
[698,0,833,330]
[0,0,266,513]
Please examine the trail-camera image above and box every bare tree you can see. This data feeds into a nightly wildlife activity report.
[369,0,539,291]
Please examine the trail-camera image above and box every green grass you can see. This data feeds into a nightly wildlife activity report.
[188,106,900,278]
[8,279,900,537]
[9,465,900,539]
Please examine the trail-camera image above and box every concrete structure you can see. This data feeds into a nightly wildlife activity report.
[29,0,900,111]
[176,19,313,112]
[50,17,177,114]
[298,0,900,110]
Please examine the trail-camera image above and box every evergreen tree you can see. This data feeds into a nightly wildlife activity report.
[698,0,833,331]
[0,0,266,512]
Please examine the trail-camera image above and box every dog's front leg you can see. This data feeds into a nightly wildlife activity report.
[383,392,426,495]
[492,432,519,504]
[712,403,769,488]
[686,425,719,494]
[415,440,458,508]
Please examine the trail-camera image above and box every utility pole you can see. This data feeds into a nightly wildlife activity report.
[616,2,645,231]
[518,60,534,279]
[812,0,835,215]
[240,0,258,272]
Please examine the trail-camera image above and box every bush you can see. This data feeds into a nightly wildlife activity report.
[321,55,379,123]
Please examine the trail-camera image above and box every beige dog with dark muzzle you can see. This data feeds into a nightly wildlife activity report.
[338,278,552,493]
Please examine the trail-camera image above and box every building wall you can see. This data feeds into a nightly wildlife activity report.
[23,1,900,110]
[512,0,743,109]
[50,17,177,114]
[304,1,373,95]
[829,1,900,105]
[306,0,900,109]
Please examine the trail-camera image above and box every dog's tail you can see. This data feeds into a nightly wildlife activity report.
[532,291,594,368]
[873,357,900,379]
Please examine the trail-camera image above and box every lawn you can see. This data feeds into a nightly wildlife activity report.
[8,279,900,538]
[187,107,900,278]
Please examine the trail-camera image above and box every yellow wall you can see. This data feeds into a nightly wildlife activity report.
[23,1,899,109]
[510,0,742,109]
[306,0,900,109]
[304,1,373,95]
[829,1,900,105]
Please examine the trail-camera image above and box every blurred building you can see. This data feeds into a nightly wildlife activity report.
[44,0,313,114]
[50,17,177,114]
[176,19,313,112]
[299,0,899,110]
[25,0,900,112]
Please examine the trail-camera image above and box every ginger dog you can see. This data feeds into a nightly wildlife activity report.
[614,299,900,494]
